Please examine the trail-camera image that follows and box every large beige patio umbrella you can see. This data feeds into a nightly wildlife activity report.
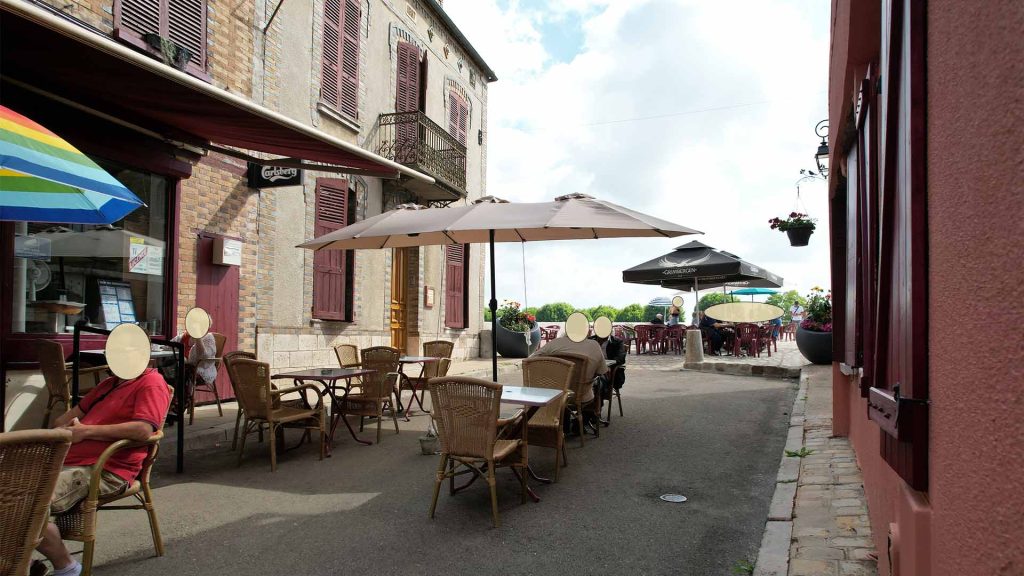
[299,193,701,380]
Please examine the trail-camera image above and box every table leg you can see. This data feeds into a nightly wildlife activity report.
[328,381,372,449]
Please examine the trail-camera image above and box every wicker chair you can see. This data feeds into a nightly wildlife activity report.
[402,340,454,414]
[427,377,526,528]
[231,359,326,471]
[187,332,227,424]
[224,351,312,451]
[342,347,402,444]
[37,340,109,428]
[53,385,173,576]
[522,357,573,481]
[333,343,361,368]
[0,429,72,576]
[548,352,600,447]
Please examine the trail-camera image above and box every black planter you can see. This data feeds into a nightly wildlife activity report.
[796,326,832,365]
[786,226,814,247]
[495,322,541,358]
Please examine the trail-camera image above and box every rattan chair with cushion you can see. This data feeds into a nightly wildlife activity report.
[427,377,527,528]
[0,429,72,576]
[402,340,454,414]
[231,359,326,471]
[549,352,600,447]
[37,339,109,428]
[342,347,402,444]
[187,332,227,424]
[522,357,573,481]
[53,385,173,576]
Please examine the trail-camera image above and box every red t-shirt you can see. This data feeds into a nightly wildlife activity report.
[64,369,171,483]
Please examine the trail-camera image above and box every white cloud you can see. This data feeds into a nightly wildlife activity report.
[445,0,832,311]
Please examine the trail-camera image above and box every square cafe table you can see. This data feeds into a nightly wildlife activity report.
[271,367,376,454]
[397,355,440,419]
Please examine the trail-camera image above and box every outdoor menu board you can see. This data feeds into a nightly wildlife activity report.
[97,279,136,328]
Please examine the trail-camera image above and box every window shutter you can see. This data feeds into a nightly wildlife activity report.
[115,0,207,73]
[444,244,467,328]
[448,92,468,146]
[338,0,361,119]
[321,0,342,109]
[313,179,349,321]
[868,0,928,491]
[395,41,420,113]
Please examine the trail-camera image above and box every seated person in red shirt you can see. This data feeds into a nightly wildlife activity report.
[36,368,171,576]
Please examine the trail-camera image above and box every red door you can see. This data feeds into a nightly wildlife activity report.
[195,233,239,402]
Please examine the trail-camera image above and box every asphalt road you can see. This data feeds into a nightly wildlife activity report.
[85,367,796,576]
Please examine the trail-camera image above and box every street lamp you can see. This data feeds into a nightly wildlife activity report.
[814,119,829,178]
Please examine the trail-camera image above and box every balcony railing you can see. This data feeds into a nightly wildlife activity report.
[374,111,467,195]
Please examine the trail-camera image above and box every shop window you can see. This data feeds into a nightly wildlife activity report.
[444,244,468,329]
[113,0,208,77]
[10,160,171,335]
[313,179,355,321]
[321,0,362,119]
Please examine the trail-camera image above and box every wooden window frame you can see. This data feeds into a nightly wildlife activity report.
[113,0,210,80]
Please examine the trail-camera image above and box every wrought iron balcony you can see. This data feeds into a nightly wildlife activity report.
[374,111,467,201]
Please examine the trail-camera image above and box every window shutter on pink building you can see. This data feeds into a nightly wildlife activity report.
[444,244,467,328]
[395,41,420,112]
[115,0,207,72]
[448,91,468,146]
[321,0,360,117]
[313,179,350,321]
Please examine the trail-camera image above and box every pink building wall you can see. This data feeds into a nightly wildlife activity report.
[830,1,1024,574]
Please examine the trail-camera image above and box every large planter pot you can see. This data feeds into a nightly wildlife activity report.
[495,322,541,358]
[786,226,815,247]
[796,326,832,365]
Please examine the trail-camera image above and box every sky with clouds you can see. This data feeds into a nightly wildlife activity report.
[444,0,831,314]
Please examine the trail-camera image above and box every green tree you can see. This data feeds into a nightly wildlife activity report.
[766,290,805,322]
[615,304,645,322]
[587,305,619,321]
[536,302,574,322]
[483,307,493,322]
[698,293,738,311]
[642,304,665,321]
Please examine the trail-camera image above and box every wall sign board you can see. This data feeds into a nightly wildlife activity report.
[247,163,303,188]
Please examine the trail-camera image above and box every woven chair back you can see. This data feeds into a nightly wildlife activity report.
[548,352,591,399]
[522,356,573,424]
[0,429,73,576]
[428,377,501,459]
[37,339,70,399]
[223,351,256,393]
[360,346,401,399]
[436,358,452,378]
[228,358,273,419]
[420,340,454,378]
[334,344,360,368]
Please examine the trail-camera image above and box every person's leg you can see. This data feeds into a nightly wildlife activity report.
[37,522,76,571]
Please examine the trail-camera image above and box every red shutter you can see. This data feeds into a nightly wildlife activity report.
[313,179,349,321]
[395,42,421,112]
[321,0,342,109]
[444,244,467,328]
[448,92,468,146]
[868,0,929,490]
[114,0,207,73]
[338,0,361,119]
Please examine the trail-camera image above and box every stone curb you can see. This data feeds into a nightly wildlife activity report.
[754,370,810,575]
[681,361,802,379]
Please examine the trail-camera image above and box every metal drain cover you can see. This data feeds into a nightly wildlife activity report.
[660,494,688,503]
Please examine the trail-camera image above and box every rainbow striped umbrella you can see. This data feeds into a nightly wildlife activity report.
[0,105,144,223]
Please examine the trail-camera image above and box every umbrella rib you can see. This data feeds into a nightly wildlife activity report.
[515,229,525,242]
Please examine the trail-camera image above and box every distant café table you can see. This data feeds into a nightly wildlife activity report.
[397,356,440,418]
[271,367,376,454]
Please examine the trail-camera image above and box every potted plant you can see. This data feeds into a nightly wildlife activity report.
[494,300,541,358]
[419,418,440,455]
[769,212,817,246]
[795,286,832,365]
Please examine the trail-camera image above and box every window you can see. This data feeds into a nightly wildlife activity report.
[313,178,354,321]
[448,91,469,146]
[444,244,468,328]
[10,159,171,335]
[113,0,208,77]
[321,0,362,119]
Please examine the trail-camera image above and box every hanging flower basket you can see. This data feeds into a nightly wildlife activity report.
[785,225,814,246]
[769,213,817,247]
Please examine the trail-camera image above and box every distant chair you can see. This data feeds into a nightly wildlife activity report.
[343,347,402,444]
[188,332,227,424]
[37,339,109,428]
[224,351,310,451]
[428,377,527,528]
[522,357,573,481]
[733,323,761,357]
[54,386,174,576]
[333,343,361,368]
[540,325,560,345]
[403,340,454,414]
[0,429,72,576]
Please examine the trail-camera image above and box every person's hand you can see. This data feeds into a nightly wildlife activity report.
[63,417,90,443]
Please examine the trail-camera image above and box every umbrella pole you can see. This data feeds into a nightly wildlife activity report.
[489,230,498,382]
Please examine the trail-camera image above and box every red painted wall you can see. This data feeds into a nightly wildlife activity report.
[830,1,1024,574]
